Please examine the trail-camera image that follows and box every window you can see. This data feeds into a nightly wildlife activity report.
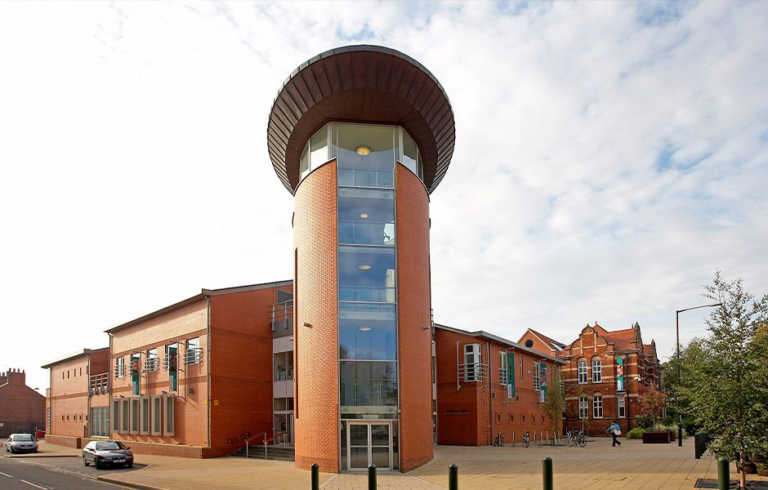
[464,343,482,382]
[616,357,625,391]
[112,400,120,432]
[593,395,604,419]
[591,358,602,383]
[273,352,294,381]
[46,407,51,429]
[146,348,158,373]
[130,398,140,434]
[509,414,514,423]
[79,367,82,376]
[67,370,70,379]
[130,353,141,395]
[165,344,178,392]
[164,397,175,436]
[115,357,125,378]
[539,363,548,402]
[577,359,587,384]
[579,395,588,419]
[185,338,202,366]
[533,362,541,390]
[618,396,626,418]
[499,351,517,395]
[338,246,396,303]
[140,397,150,435]
[339,303,396,360]
[121,399,129,433]
[150,396,162,436]
[338,188,395,247]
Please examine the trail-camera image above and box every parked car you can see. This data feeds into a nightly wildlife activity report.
[5,433,38,454]
[82,440,134,469]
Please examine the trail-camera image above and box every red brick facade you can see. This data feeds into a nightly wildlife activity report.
[396,165,434,471]
[560,322,662,435]
[293,162,340,472]
[0,369,45,438]
[434,326,566,446]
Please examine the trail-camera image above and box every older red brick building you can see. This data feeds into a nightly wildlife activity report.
[559,322,661,435]
[0,369,45,438]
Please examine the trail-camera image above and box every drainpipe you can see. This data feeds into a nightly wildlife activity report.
[206,296,211,449]
[487,341,493,446]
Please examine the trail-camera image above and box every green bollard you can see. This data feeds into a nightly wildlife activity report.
[368,464,377,489]
[718,458,730,490]
[448,464,458,490]
[311,463,319,490]
[542,457,553,490]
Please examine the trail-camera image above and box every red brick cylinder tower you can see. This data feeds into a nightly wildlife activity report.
[267,45,455,473]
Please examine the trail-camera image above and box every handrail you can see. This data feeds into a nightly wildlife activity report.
[265,431,289,445]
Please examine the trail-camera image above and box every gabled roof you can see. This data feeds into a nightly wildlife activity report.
[600,328,636,351]
[526,328,566,351]
[105,280,292,334]
[41,347,108,369]
[435,324,566,365]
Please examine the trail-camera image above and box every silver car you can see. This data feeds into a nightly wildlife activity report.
[5,433,38,454]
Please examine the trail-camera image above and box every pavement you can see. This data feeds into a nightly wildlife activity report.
[10,438,768,489]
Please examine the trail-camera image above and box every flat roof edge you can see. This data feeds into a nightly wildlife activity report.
[41,347,109,369]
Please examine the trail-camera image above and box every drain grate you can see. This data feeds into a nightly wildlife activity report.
[694,479,768,489]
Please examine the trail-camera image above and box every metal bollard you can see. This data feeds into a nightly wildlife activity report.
[311,463,319,490]
[513,432,516,447]
[368,464,377,489]
[542,457,553,490]
[449,464,458,490]
[718,458,729,490]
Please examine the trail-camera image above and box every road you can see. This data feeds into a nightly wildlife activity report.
[0,456,137,489]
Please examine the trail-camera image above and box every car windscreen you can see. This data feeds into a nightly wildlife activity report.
[95,442,124,450]
[14,435,33,441]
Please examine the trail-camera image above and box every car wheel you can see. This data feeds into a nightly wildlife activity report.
[126,463,133,468]
[83,456,90,466]
[94,461,101,470]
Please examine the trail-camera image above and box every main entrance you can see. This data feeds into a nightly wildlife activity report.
[346,421,393,471]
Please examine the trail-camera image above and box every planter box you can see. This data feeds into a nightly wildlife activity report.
[642,431,674,444]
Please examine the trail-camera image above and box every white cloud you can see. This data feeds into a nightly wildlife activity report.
[0,1,766,391]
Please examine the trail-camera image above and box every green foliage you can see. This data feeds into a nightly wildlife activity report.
[678,272,768,484]
[638,384,667,428]
[636,415,654,429]
[626,427,645,439]
[540,366,565,435]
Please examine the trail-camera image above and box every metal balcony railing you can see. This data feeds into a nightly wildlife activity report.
[144,357,159,373]
[457,362,488,383]
[184,348,203,366]
[89,372,109,395]
[498,368,508,385]
[163,353,178,371]
[271,300,293,332]
[113,364,125,378]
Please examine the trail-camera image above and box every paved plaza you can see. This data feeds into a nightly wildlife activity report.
[6,439,768,489]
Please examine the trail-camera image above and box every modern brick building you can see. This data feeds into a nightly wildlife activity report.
[559,322,662,435]
[0,369,45,438]
[434,325,566,446]
[41,348,110,447]
[266,45,455,473]
[518,329,566,358]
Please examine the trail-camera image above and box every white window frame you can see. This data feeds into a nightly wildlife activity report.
[150,396,162,436]
[464,343,482,382]
[618,395,626,418]
[579,395,588,419]
[593,395,604,419]
[112,400,120,433]
[163,396,175,437]
[115,357,125,378]
[499,352,507,385]
[145,349,159,373]
[140,397,150,435]
[130,398,140,434]
[533,362,541,391]
[577,359,588,384]
[591,358,602,383]
[120,399,130,433]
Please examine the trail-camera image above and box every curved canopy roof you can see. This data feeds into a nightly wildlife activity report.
[267,45,455,194]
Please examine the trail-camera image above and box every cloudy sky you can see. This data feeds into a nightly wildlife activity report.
[1,1,766,392]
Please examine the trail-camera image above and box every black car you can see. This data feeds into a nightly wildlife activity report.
[82,440,134,469]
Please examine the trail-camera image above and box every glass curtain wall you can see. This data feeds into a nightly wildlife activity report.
[336,123,400,471]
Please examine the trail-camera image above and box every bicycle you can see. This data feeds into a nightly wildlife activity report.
[566,429,588,447]
[494,431,505,447]
[523,431,530,448]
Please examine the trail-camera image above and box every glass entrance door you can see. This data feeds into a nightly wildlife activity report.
[347,422,392,471]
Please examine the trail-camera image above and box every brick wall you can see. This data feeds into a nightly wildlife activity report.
[293,162,340,472]
[0,369,45,438]
[396,165,434,471]
[47,357,90,438]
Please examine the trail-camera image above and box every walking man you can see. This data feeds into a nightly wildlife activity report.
[606,420,621,447]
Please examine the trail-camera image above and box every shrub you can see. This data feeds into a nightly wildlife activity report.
[627,427,645,439]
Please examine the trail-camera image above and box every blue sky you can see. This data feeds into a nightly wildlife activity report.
[1,1,766,391]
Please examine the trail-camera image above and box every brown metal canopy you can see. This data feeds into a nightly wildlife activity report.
[267,45,456,194]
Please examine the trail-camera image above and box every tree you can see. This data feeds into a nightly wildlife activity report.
[678,272,768,489]
[638,384,667,430]
[540,366,564,442]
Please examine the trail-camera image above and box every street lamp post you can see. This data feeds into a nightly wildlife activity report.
[676,303,722,447]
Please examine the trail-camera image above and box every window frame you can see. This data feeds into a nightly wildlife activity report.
[578,395,589,419]
[593,395,604,419]
[150,395,162,436]
[577,359,588,384]
[591,358,602,383]
[130,398,140,434]
[617,395,626,418]
[533,361,541,391]
[140,396,150,435]
[163,396,175,437]
[464,343,482,382]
